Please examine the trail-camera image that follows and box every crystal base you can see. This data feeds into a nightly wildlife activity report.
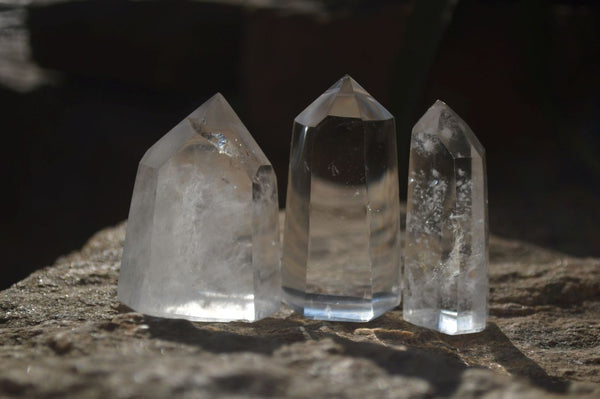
[403,308,486,335]
[283,288,398,322]
[123,293,280,323]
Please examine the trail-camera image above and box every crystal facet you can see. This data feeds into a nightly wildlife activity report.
[403,100,488,335]
[118,93,281,322]
[282,75,401,322]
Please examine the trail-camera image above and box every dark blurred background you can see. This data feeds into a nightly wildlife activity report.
[1,0,598,289]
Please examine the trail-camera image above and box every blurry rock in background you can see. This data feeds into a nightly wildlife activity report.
[0,0,598,289]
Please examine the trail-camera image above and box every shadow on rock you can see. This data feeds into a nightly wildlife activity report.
[141,311,570,396]
[143,315,307,355]
[325,332,467,396]
[144,312,469,396]
[442,322,569,394]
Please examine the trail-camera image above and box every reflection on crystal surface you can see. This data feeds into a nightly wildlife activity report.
[403,100,488,335]
[118,93,280,322]
[282,75,401,322]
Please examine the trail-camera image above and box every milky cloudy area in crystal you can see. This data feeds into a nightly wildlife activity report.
[282,75,401,322]
[404,100,488,335]
[118,94,280,322]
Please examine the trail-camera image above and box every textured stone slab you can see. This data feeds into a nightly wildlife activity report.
[0,212,599,398]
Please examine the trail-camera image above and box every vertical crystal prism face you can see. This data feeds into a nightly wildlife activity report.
[118,93,281,322]
[403,100,488,335]
[282,75,401,322]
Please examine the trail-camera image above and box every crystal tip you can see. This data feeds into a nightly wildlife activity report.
[208,92,226,103]
[338,75,357,94]
[295,74,392,126]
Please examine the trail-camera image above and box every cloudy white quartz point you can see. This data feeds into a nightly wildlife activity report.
[118,93,281,322]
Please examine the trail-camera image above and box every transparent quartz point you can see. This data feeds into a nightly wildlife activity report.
[282,75,401,322]
[403,100,488,335]
[118,93,281,322]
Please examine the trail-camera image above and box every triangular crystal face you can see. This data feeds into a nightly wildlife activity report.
[412,100,485,159]
[141,93,268,176]
[295,75,393,127]
[118,93,280,323]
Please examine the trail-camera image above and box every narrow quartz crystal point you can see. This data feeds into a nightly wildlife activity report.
[282,75,401,322]
[403,100,488,335]
[118,93,281,322]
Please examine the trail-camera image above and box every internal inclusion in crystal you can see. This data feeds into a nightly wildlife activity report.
[282,75,401,322]
[403,100,488,335]
[118,94,280,322]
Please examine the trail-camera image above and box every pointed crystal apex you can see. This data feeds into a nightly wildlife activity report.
[295,75,393,127]
[195,93,242,133]
[191,92,268,161]
[334,74,369,95]
[337,75,354,94]
[198,92,232,124]
[140,93,267,173]
[412,100,485,159]
[118,93,281,323]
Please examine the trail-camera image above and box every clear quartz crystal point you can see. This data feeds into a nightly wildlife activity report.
[282,75,401,322]
[118,93,281,322]
[403,100,488,335]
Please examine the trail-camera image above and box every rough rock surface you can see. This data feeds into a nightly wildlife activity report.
[1,213,599,398]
